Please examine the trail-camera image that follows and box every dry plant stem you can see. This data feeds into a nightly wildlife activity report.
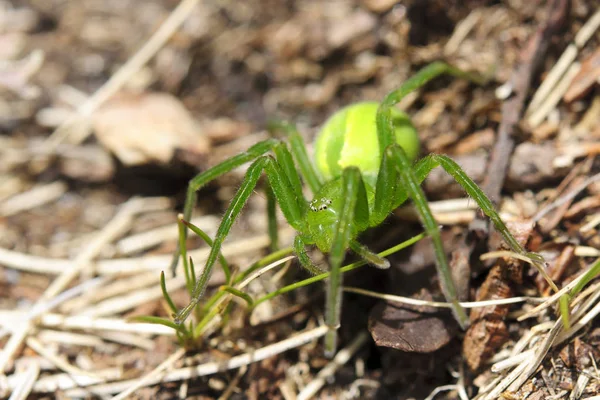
[518,258,600,321]
[491,349,535,372]
[0,232,273,276]
[505,320,563,393]
[527,9,600,113]
[76,274,187,317]
[0,181,67,217]
[39,314,174,335]
[52,326,329,397]
[44,0,202,149]
[343,287,540,309]
[110,348,186,400]
[480,250,558,292]
[297,331,368,400]
[444,10,482,56]
[533,172,600,222]
[7,361,39,400]
[97,331,155,350]
[25,336,102,380]
[425,384,468,400]
[527,62,580,127]
[117,215,219,255]
[60,271,160,313]
[0,197,155,372]
[0,277,104,374]
[217,365,247,400]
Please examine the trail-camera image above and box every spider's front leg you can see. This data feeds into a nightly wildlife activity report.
[376,143,553,329]
[324,166,371,356]
[174,144,308,324]
[397,152,551,288]
[373,143,470,328]
[170,139,283,275]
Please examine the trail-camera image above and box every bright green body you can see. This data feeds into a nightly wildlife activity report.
[172,62,546,357]
[305,101,419,253]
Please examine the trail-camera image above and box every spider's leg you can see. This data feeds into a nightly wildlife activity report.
[294,236,326,276]
[386,144,470,329]
[266,185,278,252]
[376,62,484,154]
[325,166,368,356]
[270,121,323,194]
[349,240,390,269]
[171,138,282,274]
[370,147,435,226]
[266,142,307,252]
[425,154,552,289]
[175,147,308,324]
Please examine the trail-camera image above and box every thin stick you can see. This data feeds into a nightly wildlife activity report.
[0,232,274,276]
[26,336,104,380]
[297,331,368,400]
[527,9,600,113]
[343,287,540,308]
[7,360,39,400]
[38,314,175,335]
[110,348,186,400]
[527,62,580,127]
[0,182,67,217]
[61,326,329,397]
[506,320,563,393]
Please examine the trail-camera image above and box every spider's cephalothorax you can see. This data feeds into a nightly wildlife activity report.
[172,62,546,356]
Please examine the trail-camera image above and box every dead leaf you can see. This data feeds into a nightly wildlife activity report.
[92,92,210,166]
[368,289,457,353]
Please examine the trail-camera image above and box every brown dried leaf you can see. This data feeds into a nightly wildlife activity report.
[92,92,210,166]
[368,289,457,353]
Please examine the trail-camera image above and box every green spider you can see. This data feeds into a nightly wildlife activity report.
[171,62,544,355]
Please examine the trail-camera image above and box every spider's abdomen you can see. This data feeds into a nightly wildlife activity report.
[313,102,419,187]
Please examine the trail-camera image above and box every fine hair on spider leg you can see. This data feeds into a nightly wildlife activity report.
[170,61,548,356]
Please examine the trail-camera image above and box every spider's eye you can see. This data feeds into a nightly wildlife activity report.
[309,198,333,212]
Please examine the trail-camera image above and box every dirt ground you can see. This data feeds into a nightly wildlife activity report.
[1,0,600,399]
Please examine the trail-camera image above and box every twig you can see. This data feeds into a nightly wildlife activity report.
[0,182,67,217]
[25,337,105,380]
[0,197,157,372]
[7,361,39,400]
[527,9,600,113]
[61,326,329,397]
[297,331,368,400]
[527,61,580,127]
[533,172,600,222]
[38,314,174,335]
[343,287,540,309]
[116,215,219,255]
[110,348,186,400]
